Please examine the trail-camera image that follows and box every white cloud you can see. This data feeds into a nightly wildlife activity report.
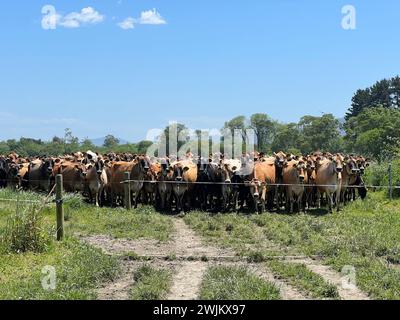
[57,7,105,29]
[118,17,134,30]
[137,8,166,25]
[117,8,166,30]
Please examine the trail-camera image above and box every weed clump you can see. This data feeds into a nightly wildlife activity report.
[0,206,53,254]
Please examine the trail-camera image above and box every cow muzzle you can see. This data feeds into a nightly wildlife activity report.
[253,192,259,198]
[176,177,182,182]
[336,167,343,173]
[299,176,305,182]
[97,170,102,175]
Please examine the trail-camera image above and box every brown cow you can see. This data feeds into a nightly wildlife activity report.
[56,161,87,193]
[171,160,197,213]
[340,156,359,204]
[85,159,108,206]
[142,163,161,205]
[249,159,275,213]
[156,159,174,211]
[315,154,343,213]
[283,160,306,213]
[304,155,317,209]
[108,157,149,208]
[28,158,55,192]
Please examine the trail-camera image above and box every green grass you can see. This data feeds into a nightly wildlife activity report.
[186,192,400,300]
[0,189,174,300]
[0,237,119,299]
[266,260,339,299]
[64,196,174,242]
[183,212,290,257]
[0,190,174,243]
[130,265,172,300]
[199,266,280,300]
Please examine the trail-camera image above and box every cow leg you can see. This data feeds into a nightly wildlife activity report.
[327,193,333,213]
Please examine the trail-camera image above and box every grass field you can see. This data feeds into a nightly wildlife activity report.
[184,192,400,300]
[0,189,173,300]
[199,266,281,300]
[1,188,400,300]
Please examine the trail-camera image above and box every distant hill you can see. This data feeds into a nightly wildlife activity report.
[90,137,130,147]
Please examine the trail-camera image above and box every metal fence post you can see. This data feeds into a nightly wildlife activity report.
[124,171,132,210]
[56,174,64,241]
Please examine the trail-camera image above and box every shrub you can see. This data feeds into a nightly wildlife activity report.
[363,159,400,198]
[0,206,53,253]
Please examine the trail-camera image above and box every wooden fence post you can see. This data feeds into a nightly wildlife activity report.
[56,174,64,241]
[124,171,132,210]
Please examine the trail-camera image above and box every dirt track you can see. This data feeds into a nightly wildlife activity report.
[83,218,369,300]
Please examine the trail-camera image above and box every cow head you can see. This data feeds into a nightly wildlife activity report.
[293,161,306,183]
[331,154,344,173]
[356,156,369,175]
[42,158,55,176]
[94,159,105,175]
[274,151,287,170]
[173,164,189,182]
[8,162,22,179]
[219,163,234,183]
[344,156,359,175]
[75,163,87,178]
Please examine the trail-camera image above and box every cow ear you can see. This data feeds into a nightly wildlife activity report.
[87,164,93,170]
[365,163,370,167]
[19,164,24,169]
[183,166,190,172]
[292,163,298,168]
[55,158,61,164]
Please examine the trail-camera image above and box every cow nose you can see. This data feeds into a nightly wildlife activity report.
[225,179,231,183]
[352,168,358,174]
[47,168,53,172]
[176,177,182,181]
[97,170,102,175]
[336,167,343,173]
[253,193,259,198]
[299,176,305,182]
[144,166,149,172]
[17,173,21,178]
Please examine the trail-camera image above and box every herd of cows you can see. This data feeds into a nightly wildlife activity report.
[0,151,369,213]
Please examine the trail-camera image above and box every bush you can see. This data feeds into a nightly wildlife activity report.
[0,206,53,253]
[363,159,400,198]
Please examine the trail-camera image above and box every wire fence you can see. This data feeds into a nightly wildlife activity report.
[0,178,399,190]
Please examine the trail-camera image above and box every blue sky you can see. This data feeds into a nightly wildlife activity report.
[0,0,399,142]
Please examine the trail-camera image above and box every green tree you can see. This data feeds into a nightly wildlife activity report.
[344,106,400,161]
[271,123,301,152]
[298,114,342,154]
[345,76,400,119]
[103,135,120,150]
[81,138,96,151]
[250,113,278,152]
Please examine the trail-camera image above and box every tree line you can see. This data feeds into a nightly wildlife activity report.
[1,76,399,161]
